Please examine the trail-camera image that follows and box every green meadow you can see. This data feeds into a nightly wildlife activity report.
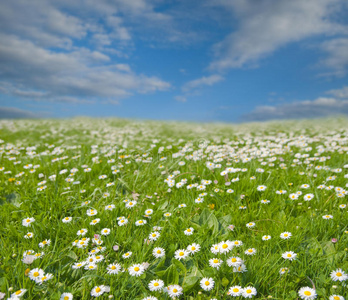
[0,118,347,300]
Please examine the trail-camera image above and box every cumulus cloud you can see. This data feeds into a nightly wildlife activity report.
[0,107,39,119]
[209,0,347,70]
[243,97,348,121]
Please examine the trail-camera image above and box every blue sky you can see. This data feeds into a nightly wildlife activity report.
[1,0,348,122]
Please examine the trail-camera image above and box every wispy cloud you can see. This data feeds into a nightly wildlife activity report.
[243,96,348,121]
[209,0,347,71]
[0,106,40,119]
[182,74,224,92]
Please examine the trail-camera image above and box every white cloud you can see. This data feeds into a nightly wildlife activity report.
[327,86,348,98]
[0,107,40,119]
[209,0,347,70]
[319,38,348,76]
[0,34,170,102]
[182,74,224,92]
[243,96,348,121]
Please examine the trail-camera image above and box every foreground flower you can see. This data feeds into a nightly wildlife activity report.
[329,296,344,300]
[330,268,348,281]
[228,285,242,297]
[148,279,164,292]
[167,285,183,299]
[60,292,73,300]
[200,277,215,291]
[282,251,297,261]
[298,287,317,300]
[90,285,110,297]
[11,289,27,298]
[242,286,257,298]
[128,264,145,277]
[153,247,165,258]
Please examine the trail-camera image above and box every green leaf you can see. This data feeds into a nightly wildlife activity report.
[183,275,199,292]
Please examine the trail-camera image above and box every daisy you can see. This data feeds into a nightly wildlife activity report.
[280,232,292,239]
[257,185,266,191]
[148,232,160,241]
[304,194,314,201]
[245,248,257,256]
[126,201,137,209]
[167,285,183,299]
[279,267,289,275]
[101,228,111,236]
[184,227,194,235]
[209,258,222,269]
[135,220,147,226]
[29,268,44,283]
[228,285,242,297]
[200,277,215,291]
[148,279,164,292]
[118,218,128,226]
[330,269,348,281]
[11,289,27,298]
[219,240,233,253]
[60,292,73,300]
[153,247,165,258]
[226,256,243,267]
[128,264,145,277]
[246,222,256,228]
[298,287,317,300]
[86,209,97,216]
[233,264,247,273]
[323,215,333,219]
[329,295,345,300]
[122,252,132,259]
[187,243,201,254]
[174,249,189,260]
[90,218,100,225]
[90,286,106,297]
[262,235,271,241]
[242,286,257,298]
[282,251,297,261]
[22,217,35,227]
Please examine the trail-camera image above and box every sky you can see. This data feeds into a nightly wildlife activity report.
[1,0,348,122]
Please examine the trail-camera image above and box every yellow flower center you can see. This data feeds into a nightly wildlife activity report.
[304,291,311,296]
[134,267,140,271]
[95,287,101,293]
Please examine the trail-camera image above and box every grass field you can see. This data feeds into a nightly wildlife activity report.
[0,118,347,300]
